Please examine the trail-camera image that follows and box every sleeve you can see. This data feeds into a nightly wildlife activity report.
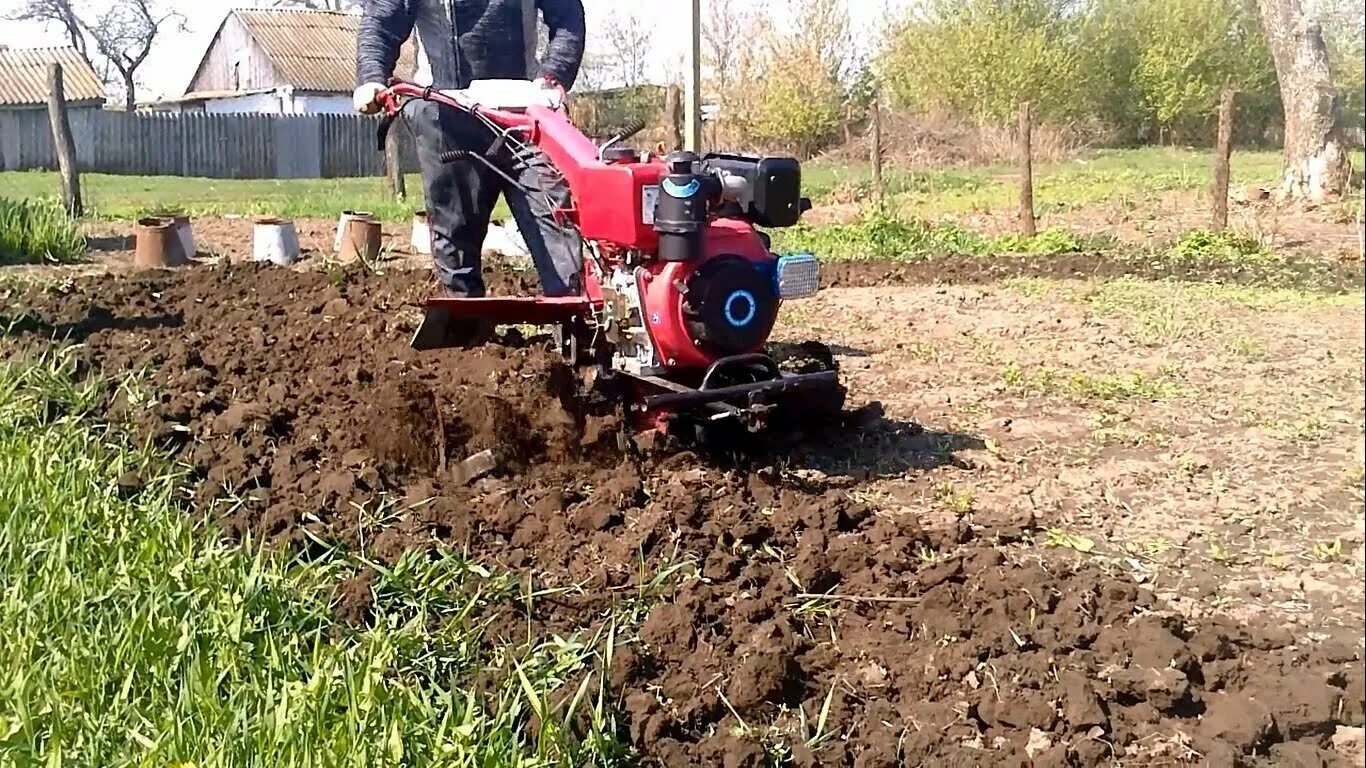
[536,0,587,90]
[357,0,417,87]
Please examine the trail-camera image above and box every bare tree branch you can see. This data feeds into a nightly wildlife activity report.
[598,7,654,87]
[6,0,93,68]
[8,0,183,110]
[270,0,362,10]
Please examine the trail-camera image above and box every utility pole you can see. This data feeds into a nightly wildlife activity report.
[685,0,702,152]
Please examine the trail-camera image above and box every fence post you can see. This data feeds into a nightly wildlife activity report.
[1018,101,1036,238]
[46,63,82,217]
[384,128,406,200]
[870,94,885,211]
[665,84,683,149]
[1212,88,1235,231]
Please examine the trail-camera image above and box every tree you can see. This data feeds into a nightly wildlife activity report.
[883,0,1088,126]
[599,7,655,87]
[7,0,184,111]
[1256,0,1355,200]
[702,0,745,97]
[87,0,186,111]
[747,0,851,157]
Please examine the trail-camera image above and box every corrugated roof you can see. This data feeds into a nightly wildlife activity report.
[234,9,416,93]
[0,47,105,107]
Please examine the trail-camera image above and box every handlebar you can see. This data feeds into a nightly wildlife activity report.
[375,79,562,152]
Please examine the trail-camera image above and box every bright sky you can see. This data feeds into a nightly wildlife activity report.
[0,0,907,99]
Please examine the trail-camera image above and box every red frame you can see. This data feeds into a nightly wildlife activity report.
[381,82,665,253]
[380,81,777,369]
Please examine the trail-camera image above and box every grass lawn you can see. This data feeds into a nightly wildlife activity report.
[0,172,431,221]
[0,352,631,767]
[805,147,1365,217]
[6,146,1361,224]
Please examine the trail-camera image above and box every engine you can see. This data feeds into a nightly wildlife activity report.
[593,150,820,375]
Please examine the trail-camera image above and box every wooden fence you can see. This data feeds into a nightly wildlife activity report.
[0,108,420,179]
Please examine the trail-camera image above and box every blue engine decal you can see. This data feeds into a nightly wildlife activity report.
[724,290,758,327]
[662,178,702,198]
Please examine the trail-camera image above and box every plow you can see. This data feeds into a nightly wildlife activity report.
[376,79,845,442]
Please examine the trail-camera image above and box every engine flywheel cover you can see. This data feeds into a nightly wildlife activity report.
[683,256,780,357]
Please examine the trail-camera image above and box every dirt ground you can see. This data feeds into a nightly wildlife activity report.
[3,249,1362,767]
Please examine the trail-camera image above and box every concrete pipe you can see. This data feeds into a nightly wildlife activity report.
[411,211,432,255]
[334,210,376,253]
[133,217,187,269]
[253,217,301,266]
[340,217,383,264]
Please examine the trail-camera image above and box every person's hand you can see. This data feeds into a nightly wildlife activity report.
[352,82,385,114]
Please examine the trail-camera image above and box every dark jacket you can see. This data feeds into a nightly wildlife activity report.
[357,0,586,90]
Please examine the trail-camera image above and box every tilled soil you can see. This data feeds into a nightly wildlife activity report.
[4,263,1362,767]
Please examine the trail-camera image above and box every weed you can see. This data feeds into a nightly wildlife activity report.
[1263,549,1289,571]
[994,227,1084,255]
[938,483,975,514]
[1045,529,1096,553]
[1003,362,1178,401]
[1311,538,1344,563]
[1267,415,1330,443]
[0,197,84,264]
[1342,463,1365,490]
[1168,229,1278,265]
[1228,337,1270,360]
[1207,541,1240,566]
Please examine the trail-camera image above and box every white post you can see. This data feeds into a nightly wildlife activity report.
[523,0,538,75]
[684,0,702,152]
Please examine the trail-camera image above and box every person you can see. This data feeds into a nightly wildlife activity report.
[353,0,587,305]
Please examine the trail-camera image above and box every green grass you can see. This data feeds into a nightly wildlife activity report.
[808,147,1364,218]
[0,352,631,767]
[1082,276,1364,313]
[0,198,84,264]
[1001,361,1181,401]
[6,146,1360,226]
[770,214,1100,260]
[0,172,454,222]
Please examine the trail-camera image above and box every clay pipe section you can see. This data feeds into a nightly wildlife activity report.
[340,217,383,264]
[133,217,188,269]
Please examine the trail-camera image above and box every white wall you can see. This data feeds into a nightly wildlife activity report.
[203,92,285,114]
[287,93,354,115]
[196,91,354,115]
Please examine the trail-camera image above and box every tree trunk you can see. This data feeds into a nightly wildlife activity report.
[1256,0,1353,202]
[122,71,137,112]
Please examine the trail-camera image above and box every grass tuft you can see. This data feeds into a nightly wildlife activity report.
[0,197,85,265]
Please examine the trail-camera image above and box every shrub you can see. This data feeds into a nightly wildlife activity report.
[1168,229,1275,262]
[0,198,84,265]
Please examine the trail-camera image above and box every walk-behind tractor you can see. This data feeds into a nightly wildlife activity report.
[377,79,844,441]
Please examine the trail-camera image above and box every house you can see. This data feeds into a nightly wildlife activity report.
[149,9,416,115]
[0,47,105,112]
